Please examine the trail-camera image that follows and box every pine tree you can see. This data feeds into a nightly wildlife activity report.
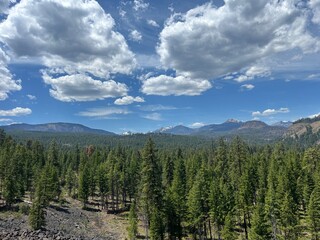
[170,153,187,239]
[150,207,165,240]
[279,192,299,239]
[307,184,320,240]
[65,166,76,197]
[97,163,108,209]
[29,168,49,230]
[29,199,46,230]
[139,138,163,239]
[164,188,180,239]
[249,203,271,240]
[3,173,16,207]
[221,212,236,240]
[187,166,207,239]
[79,163,90,208]
[128,201,138,240]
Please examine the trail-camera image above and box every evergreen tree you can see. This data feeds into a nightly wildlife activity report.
[249,203,271,240]
[279,192,299,239]
[139,138,163,239]
[169,152,187,239]
[29,199,46,230]
[3,172,16,207]
[187,166,208,239]
[29,167,49,230]
[97,163,108,209]
[307,184,320,240]
[79,163,90,208]
[65,165,76,197]
[221,212,236,240]
[128,201,138,240]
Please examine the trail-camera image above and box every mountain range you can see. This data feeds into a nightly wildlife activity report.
[154,119,292,141]
[0,122,115,135]
[1,116,320,143]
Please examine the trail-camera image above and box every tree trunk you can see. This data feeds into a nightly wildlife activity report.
[243,213,248,240]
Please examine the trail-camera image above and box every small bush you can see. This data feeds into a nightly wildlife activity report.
[19,203,31,215]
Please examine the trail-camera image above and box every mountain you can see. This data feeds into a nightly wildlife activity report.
[154,120,287,142]
[197,120,243,134]
[272,121,293,128]
[286,116,320,138]
[0,122,116,135]
[154,125,195,135]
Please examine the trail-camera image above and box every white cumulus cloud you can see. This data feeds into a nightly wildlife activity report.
[0,0,16,14]
[27,94,37,100]
[130,30,142,42]
[0,107,32,117]
[114,96,145,105]
[147,19,159,27]
[43,73,128,102]
[0,49,21,100]
[252,107,290,117]
[141,75,212,96]
[0,0,136,101]
[241,84,255,90]
[310,0,320,24]
[235,66,271,82]
[157,1,320,81]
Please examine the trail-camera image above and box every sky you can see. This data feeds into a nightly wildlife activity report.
[0,0,320,133]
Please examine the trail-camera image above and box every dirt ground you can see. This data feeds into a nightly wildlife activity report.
[0,196,131,240]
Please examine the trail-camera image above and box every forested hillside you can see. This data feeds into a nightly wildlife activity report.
[0,129,320,240]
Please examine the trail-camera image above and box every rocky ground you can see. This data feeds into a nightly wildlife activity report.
[0,198,130,240]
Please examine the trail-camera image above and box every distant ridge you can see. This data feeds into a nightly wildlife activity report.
[0,122,116,135]
[154,119,287,141]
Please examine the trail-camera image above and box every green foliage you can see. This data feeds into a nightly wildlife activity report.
[307,184,320,240]
[249,203,271,240]
[127,202,138,240]
[1,131,320,239]
[221,212,237,240]
[139,138,164,239]
[78,163,90,207]
[29,200,46,230]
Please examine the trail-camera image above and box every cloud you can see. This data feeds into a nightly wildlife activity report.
[0,49,22,100]
[43,73,128,102]
[0,107,32,117]
[133,0,149,12]
[0,118,12,123]
[0,0,136,77]
[189,122,205,128]
[138,104,177,112]
[310,0,320,24]
[143,112,162,121]
[157,1,320,81]
[241,84,255,91]
[252,107,290,117]
[0,0,136,101]
[136,54,161,67]
[130,30,142,42]
[141,74,212,96]
[78,107,130,118]
[114,96,144,105]
[308,112,320,118]
[147,19,159,27]
[27,94,37,100]
[235,66,271,82]
[0,0,15,14]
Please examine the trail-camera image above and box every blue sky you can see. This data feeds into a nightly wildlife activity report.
[1,0,320,133]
